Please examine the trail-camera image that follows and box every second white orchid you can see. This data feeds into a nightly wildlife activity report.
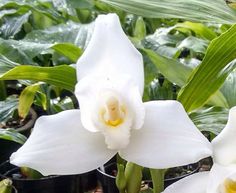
[162,107,236,193]
[10,14,211,176]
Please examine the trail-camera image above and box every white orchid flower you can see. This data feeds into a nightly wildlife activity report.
[10,13,212,176]
[162,106,236,193]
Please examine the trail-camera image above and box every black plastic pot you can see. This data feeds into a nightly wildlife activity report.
[97,162,200,193]
[0,140,21,164]
[0,161,97,193]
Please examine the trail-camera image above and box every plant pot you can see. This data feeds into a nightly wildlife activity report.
[97,162,200,193]
[0,140,21,164]
[0,161,97,193]
[8,108,37,137]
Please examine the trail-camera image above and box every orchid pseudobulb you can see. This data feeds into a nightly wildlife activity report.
[10,14,211,176]
[162,106,236,193]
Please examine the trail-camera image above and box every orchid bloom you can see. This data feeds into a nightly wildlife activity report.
[162,106,236,193]
[10,14,211,176]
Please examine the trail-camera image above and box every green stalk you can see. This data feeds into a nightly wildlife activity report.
[150,169,166,193]
[0,81,7,101]
[125,162,143,193]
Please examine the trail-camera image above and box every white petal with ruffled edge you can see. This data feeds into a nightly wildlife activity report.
[212,106,236,166]
[162,172,209,193]
[10,110,116,176]
[76,13,144,95]
[120,101,212,169]
[75,74,145,133]
[206,163,236,193]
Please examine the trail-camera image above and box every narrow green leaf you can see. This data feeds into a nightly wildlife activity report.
[133,16,146,40]
[0,128,27,144]
[101,0,236,24]
[0,65,76,91]
[175,21,217,41]
[18,83,42,118]
[144,49,192,86]
[178,24,236,112]
[144,49,228,108]
[51,43,83,62]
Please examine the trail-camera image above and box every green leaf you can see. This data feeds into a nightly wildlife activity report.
[0,11,31,39]
[190,106,228,135]
[178,24,236,112]
[175,21,217,41]
[0,55,19,74]
[221,69,236,108]
[0,9,17,19]
[18,83,42,118]
[144,49,228,108]
[0,65,76,91]
[101,0,236,24]
[24,21,94,49]
[51,43,83,62]
[144,49,192,86]
[133,16,146,40]
[0,1,64,24]
[177,36,209,54]
[0,96,18,123]
[0,128,27,144]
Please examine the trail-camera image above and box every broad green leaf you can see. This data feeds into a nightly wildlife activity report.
[0,128,27,144]
[49,96,75,114]
[0,55,19,74]
[144,49,192,86]
[143,27,184,58]
[0,21,92,64]
[175,21,217,41]
[0,96,18,123]
[177,36,209,54]
[149,78,176,100]
[51,43,83,62]
[0,9,17,19]
[0,65,76,91]
[0,1,64,23]
[18,83,42,118]
[178,24,236,112]
[144,49,228,108]
[190,106,228,135]
[220,69,236,108]
[101,0,236,24]
[24,21,94,49]
[0,11,31,39]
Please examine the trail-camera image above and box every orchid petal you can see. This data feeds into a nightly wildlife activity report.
[10,110,116,176]
[120,101,212,169]
[76,13,144,95]
[75,75,145,133]
[206,163,236,193]
[212,106,236,165]
[162,172,209,193]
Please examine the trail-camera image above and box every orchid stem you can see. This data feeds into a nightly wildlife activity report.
[150,169,166,193]
[125,162,143,193]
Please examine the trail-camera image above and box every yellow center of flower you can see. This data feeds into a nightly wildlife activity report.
[100,96,124,127]
[224,179,236,193]
[105,96,123,126]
